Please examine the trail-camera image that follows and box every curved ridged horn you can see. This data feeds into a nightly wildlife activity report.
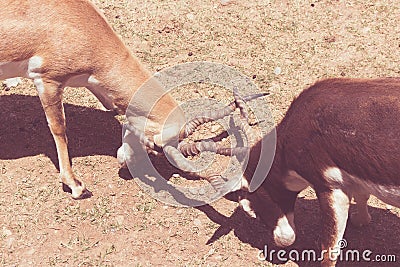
[177,85,261,157]
[176,84,261,158]
[178,141,250,157]
[123,89,264,194]
[237,117,260,145]
[179,91,268,140]
[233,88,262,145]
[177,112,260,159]
[178,103,236,140]
[163,145,202,173]
[233,87,249,121]
[163,144,231,191]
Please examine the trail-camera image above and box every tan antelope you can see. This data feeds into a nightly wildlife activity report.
[194,78,400,266]
[1,0,253,199]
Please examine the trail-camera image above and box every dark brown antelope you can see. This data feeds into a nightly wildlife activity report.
[194,78,400,266]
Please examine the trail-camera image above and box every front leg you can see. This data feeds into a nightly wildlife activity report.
[268,187,299,248]
[37,79,91,199]
[318,189,350,267]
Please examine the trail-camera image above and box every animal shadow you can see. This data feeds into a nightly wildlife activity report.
[0,94,121,167]
[198,193,400,267]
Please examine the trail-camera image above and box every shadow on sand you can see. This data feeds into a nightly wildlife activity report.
[2,94,398,266]
[0,94,122,168]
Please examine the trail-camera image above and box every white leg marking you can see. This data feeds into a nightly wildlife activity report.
[87,75,113,110]
[117,128,134,166]
[323,167,343,183]
[28,56,44,95]
[239,198,256,218]
[320,189,350,266]
[330,189,350,248]
[273,212,296,247]
[33,78,45,95]
[27,56,43,79]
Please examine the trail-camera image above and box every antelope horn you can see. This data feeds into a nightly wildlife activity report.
[237,117,260,146]
[176,88,262,158]
[178,103,236,140]
[163,145,202,173]
[179,91,268,140]
[233,87,249,121]
[178,140,250,157]
[177,112,260,158]
[164,144,238,193]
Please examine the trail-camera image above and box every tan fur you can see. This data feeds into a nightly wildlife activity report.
[0,0,183,198]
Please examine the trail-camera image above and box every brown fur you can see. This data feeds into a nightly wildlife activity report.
[244,78,400,266]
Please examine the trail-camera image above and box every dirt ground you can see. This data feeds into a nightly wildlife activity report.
[1,0,400,266]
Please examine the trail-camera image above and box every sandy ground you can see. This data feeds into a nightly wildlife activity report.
[1,0,400,266]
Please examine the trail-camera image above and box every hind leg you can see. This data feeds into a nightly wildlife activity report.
[318,189,350,267]
[350,193,371,227]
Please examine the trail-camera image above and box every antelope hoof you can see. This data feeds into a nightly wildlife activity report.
[62,183,93,199]
[73,188,93,199]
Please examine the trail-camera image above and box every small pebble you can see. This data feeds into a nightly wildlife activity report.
[2,228,12,237]
[186,13,195,20]
[193,218,202,226]
[26,248,35,255]
[220,0,232,6]
[274,67,282,75]
[116,215,124,225]
[6,237,15,249]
